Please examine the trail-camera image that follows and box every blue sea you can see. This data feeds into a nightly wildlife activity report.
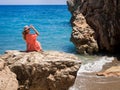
[0,5,117,90]
[0,5,75,54]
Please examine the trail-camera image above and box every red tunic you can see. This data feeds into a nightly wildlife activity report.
[25,34,42,52]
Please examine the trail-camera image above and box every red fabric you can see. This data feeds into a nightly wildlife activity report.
[25,34,42,52]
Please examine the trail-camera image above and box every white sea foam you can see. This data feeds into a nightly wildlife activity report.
[77,56,114,74]
[69,86,79,90]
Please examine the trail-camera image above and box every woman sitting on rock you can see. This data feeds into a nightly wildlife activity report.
[22,25,42,52]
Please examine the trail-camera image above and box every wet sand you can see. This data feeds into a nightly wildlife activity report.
[71,73,120,90]
[70,58,120,90]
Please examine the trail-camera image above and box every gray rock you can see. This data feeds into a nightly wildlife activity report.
[0,50,81,90]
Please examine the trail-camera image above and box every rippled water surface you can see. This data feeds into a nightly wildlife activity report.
[0,5,75,54]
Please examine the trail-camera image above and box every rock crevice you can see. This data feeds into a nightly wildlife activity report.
[67,0,120,54]
[0,50,81,90]
[0,59,18,90]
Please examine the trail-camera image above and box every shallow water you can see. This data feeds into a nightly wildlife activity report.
[69,56,120,90]
[70,73,120,90]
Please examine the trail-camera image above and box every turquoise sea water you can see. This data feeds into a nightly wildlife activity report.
[0,5,75,54]
[0,5,118,90]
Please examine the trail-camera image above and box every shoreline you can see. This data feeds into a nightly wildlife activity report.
[70,57,120,90]
[1,50,120,90]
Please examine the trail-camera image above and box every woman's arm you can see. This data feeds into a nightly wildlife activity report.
[30,25,40,35]
[22,31,26,40]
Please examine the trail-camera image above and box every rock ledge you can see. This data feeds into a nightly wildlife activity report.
[0,50,81,90]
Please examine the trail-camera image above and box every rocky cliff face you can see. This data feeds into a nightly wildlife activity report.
[0,50,81,90]
[0,59,18,90]
[67,0,120,54]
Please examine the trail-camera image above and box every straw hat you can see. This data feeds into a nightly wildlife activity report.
[24,25,30,31]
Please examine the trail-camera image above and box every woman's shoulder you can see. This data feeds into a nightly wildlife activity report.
[28,33,37,37]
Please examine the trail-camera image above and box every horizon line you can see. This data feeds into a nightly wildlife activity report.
[0,4,67,5]
[0,4,67,6]
[0,4,66,5]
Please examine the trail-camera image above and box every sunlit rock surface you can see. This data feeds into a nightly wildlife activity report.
[0,59,18,90]
[0,50,81,90]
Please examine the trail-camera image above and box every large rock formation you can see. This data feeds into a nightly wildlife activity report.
[67,0,120,54]
[0,59,18,90]
[0,50,81,90]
